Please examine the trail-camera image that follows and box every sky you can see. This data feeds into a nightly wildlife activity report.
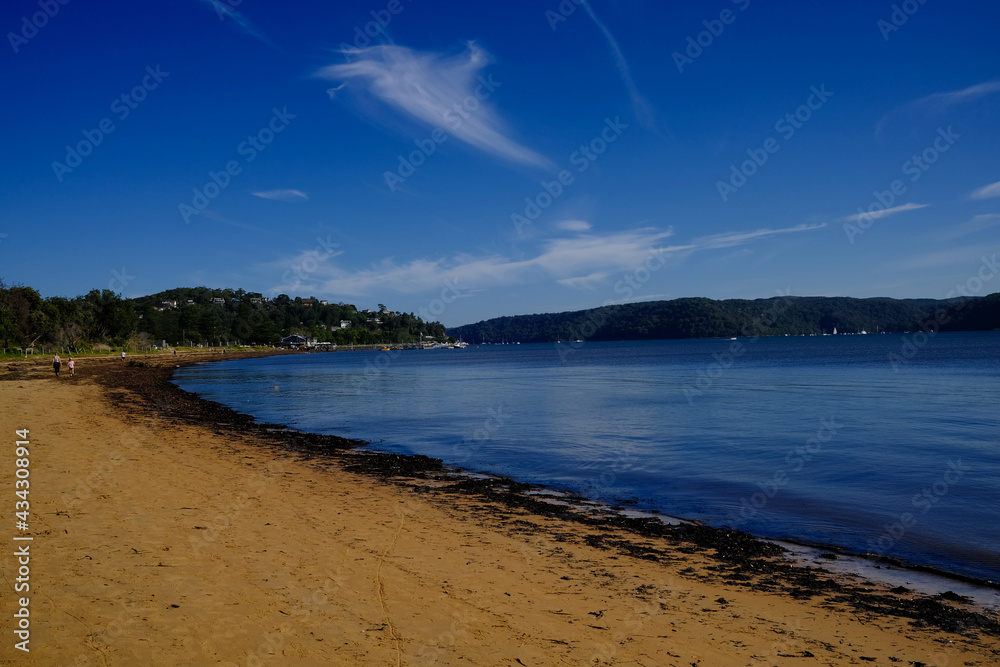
[1,0,998,327]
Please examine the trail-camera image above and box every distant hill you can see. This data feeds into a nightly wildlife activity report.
[446,295,1000,343]
[939,292,1000,332]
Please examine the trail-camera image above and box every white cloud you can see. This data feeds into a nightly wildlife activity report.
[265,223,824,298]
[317,43,551,168]
[251,189,309,201]
[555,220,592,232]
[969,181,1000,200]
[557,272,610,290]
[841,203,928,223]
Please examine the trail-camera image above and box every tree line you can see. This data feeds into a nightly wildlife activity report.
[447,294,1000,343]
[0,282,448,353]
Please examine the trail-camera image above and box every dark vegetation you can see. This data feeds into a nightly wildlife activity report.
[0,282,447,353]
[447,294,1000,343]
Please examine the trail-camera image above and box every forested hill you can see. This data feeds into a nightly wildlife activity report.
[446,294,1000,344]
[0,283,447,352]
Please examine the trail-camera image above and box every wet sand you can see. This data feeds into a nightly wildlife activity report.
[1,351,998,665]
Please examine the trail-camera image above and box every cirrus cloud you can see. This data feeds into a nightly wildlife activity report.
[555,219,593,232]
[316,43,551,169]
[840,202,928,223]
[264,223,824,297]
[968,181,1000,200]
[251,189,309,201]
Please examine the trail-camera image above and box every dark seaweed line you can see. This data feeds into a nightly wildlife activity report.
[92,354,1000,639]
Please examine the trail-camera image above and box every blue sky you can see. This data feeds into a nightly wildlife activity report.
[1,0,998,326]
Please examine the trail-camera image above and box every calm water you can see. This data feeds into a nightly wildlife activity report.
[173,333,1000,583]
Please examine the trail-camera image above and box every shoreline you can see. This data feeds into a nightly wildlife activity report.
[80,352,1000,615]
[2,350,999,664]
[169,348,1000,596]
[18,348,1000,596]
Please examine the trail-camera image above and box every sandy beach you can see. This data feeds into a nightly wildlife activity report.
[1,351,998,666]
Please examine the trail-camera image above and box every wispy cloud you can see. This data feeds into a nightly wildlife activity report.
[557,272,610,289]
[689,223,827,249]
[894,245,993,271]
[264,223,823,297]
[317,43,551,168]
[969,180,1000,200]
[555,219,592,232]
[197,0,275,48]
[841,202,928,223]
[876,80,1000,136]
[910,80,1000,111]
[251,189,309,201]
[579,0,656,131]
[325,83,345,100]
[942,213,1000,240]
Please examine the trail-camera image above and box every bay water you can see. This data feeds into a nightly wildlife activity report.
[172,332,1000,584]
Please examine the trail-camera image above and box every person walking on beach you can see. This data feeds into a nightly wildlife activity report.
[121,350,126,361]
[68,357,75,376]
[53,354,61,377]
